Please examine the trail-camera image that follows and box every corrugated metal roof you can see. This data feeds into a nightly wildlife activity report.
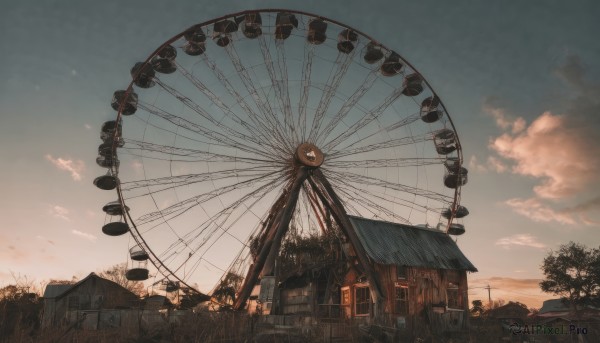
[348,216,477,272]
[43,284,73,298]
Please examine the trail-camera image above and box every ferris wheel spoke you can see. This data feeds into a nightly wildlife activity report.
[199,54,290,155]
[331,184,411,224]
[135,174,282,262]
[224,44,293,151]
[188,180,282,262]
[323,169,452,204]
[298,44,315,142]
[120,166,281,195]
[121,139,278,165]
[275,41,299,145]
[174,61,282,156]
[181,176,284,252]
[308,50,356,143]
[323,87,415,152]
[259,37,297,144]
[135,170,284,226]
[327,133,431,160]
[198,54,289,155]
[153,79,273,150]
[327,173,435,216]
[316,70,378,146]
[174,177,288,283]
[326,157,444,169]
[138,102,273,159]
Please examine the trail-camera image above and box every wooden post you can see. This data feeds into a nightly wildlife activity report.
[234,167,308,310]
[308,170,386,320]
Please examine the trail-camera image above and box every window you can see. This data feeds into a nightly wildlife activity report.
[355,286,370,316]
[396,265,407,280]
[341,288,350,305]
[447,283,460,308]
[394,286,408,315]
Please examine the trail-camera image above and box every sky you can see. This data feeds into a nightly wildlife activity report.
[1,0,599,309]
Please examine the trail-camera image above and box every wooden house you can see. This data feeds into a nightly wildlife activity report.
[272,216,477,336]
[42,272,139,328]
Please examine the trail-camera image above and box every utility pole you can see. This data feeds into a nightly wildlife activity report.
[485,284,492,305]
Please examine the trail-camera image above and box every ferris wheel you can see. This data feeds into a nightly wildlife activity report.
[94,9,469,307]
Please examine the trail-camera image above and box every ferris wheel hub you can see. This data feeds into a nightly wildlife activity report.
[295,143,324,168]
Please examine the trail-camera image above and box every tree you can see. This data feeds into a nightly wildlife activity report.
[98,263,146,296]
[539,241,600,316]
[470,299,485,317]
[0,281,42,338]
[213,272,243,306]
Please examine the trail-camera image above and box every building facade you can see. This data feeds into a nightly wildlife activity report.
[273,216,477,336]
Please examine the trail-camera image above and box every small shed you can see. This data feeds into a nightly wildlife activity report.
[487,302,530,321]
[274,216,477,337]
[343,216,477,334]
[42,272,139,328]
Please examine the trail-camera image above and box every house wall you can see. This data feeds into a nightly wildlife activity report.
[341,265,469,334]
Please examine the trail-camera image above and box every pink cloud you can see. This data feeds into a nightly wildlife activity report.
[71,230,97,241]
[483,99,526,134]
[45,154,85,181]
[490,112,599,199]
[48,205,71,221]
[504,198,576,225]
[468,155,507,173]
[495,233,547,249]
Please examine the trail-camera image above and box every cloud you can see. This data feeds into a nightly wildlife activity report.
[495,233,547,249]
[481,55,600,226]
[84,124,92,130]
[45,154,85,181]
[490,112,599,199]
[483,97,526,134]
[504,198,577,225]
[468,155,507,173]
[48,205,71,221]
[468,156,487,172]
[71,230,97,241]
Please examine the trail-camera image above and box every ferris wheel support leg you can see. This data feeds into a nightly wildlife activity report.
[233,167,308,311]
[308,169,386,320]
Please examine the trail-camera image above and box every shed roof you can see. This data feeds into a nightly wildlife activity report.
[42,272,137,300]
[539,298,600,314]
[348,216,477,272]
[43,284,73,299]
[539,299,569,314]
